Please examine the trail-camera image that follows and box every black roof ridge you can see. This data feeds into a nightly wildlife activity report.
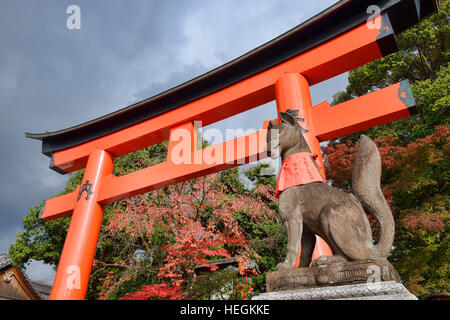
[25,0,349,141]
[25,0,438,157]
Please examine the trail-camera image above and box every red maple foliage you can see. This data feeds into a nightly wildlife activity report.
[97,174,276,300]
[121,283,184,300]
[323,126,449,236]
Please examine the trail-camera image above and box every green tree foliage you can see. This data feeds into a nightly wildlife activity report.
[244,162,277,189]
[331,1,449,145]
[324,127,449,297]
[325,2,449,297]
[186,269,252,300]
[8,169,84,269]
[239,162,286,292]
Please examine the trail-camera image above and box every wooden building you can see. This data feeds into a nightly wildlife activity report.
[0,254,51,300]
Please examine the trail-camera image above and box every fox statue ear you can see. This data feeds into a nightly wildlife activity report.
[279,112,297,127]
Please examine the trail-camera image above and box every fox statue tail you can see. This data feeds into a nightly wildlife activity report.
[351,134,395,258]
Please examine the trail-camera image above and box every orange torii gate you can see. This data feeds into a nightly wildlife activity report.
[26,0,438,300]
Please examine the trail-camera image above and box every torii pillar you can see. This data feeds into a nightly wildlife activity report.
[50,150,114,300]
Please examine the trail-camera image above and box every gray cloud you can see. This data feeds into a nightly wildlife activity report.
[0,0,344,285]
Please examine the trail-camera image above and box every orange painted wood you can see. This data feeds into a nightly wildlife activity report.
[167,121,198,164]
[41,130,267,221]
[312,82,410,141]
[40,80,413,222]
[264,81,413,143]
[40,186,80,221]
[98,130,267,205]
[275,73,326,178]
[52,22,384,173]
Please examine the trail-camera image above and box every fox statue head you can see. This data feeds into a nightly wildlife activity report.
[266,112,311,160]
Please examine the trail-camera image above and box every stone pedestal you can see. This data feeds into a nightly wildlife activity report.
[253,259,416,300]
[265,259,400,292]
[252,281,417,300]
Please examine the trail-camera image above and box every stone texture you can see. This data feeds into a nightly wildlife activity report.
[267,114,397,272]
[252,281,417,300]
[266,259,400,292]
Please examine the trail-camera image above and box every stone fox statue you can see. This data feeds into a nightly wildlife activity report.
[266,112,395,271]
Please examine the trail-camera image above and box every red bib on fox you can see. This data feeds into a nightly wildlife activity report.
[275,152,324,198]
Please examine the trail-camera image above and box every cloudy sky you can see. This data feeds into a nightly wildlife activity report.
[0,0,348,285]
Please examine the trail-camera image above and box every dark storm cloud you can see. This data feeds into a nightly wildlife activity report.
[0,0,198,251]
[0,0,342,283]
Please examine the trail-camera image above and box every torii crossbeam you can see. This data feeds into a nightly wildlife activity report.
[26,0,439,300]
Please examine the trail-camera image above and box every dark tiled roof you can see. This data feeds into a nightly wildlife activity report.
[195,257,260,274]
[0,253,12,270]
[29,281,52,300]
